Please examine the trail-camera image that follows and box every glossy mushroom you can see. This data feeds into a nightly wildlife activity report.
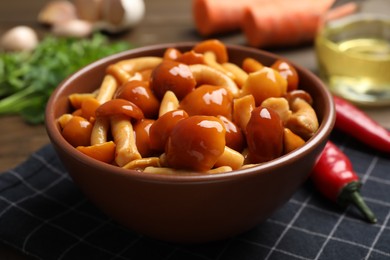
[95,98,144,166]
[149,60,196,100]
[246,106,284,163]
[271,60,299,92]
[165,115,226,171]
[149,109,189,152]
[179,84,233,118]
[115,80,160,118]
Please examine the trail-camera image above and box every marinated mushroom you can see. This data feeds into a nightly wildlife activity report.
[165,116,226,171]
[95,99,144,166]
[96,74,118,103]
[115,57,162,75]
[217,115,245,152]
[163,47,182,61]
[261,97,292,124]
[80,96,101,121]
[115,80,160,118]
[150,60,196,100]
[283,128,305,154]
[242,57,264,73]
[176,50,205,65]
[214,146,244,170]
[192,39,228,64]
[133,119,156,158]
[233,94,256,133]
[203,51,235,79]
[271,60,299,92]
[76,141,116,164]
[189,64,239,97]
[61,115,93,147]
[158,91,180,117]
[122,157,161,171]
[246,106,284,163]
[68,93,96,109]
[242,67,288,105]
[285,97,319,141]
[284,89,313,105]
[221,62,248,87]
[149,109,189,152]
[106,64,132,85]
[179,84,233,118]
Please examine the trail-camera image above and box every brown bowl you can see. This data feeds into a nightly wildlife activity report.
[45,42,335,243]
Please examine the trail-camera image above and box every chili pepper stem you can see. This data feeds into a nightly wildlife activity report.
[348,191,377,224]
[338,182,377,223]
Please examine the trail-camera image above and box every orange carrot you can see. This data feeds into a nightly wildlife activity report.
[192,0,259,36]
[242,0,335,48]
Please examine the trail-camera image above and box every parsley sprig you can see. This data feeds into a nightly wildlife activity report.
[0,33,131,124]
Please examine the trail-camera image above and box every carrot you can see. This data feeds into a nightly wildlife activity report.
[192,0,260,36]
[192,0,335,47]
[242,0,335,48]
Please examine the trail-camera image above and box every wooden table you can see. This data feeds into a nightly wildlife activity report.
[0,0,389,259]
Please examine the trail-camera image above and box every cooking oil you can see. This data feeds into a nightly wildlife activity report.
[315,14,390,106]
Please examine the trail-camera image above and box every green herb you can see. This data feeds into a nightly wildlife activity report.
[0,33,131,124]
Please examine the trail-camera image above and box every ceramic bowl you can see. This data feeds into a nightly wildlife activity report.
[45,42,335,243]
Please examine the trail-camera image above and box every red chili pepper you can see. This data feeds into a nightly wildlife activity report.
[334,95,390,153]
[311,141,377,223]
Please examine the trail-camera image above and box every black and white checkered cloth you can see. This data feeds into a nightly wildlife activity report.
[1,130,389,260]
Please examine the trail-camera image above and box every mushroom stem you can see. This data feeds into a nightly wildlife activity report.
[106,64,131,85]
[286,97,319,140]
[203,51,235,80]
[189,64,240,97]
[159,91,179,117]
[91,117,110,145]
[221,62,248,87]
[110,115,141,166]
[115,57,163,75]
[233,94,255,133]
[214,146,244,170]
[96,74,118,103]
[261,97,292,124]
[122,157,161,170]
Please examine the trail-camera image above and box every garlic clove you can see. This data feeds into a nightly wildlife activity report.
[52,19,94,38]
[98,0,145,33]
[38,0,78,26]
[103,0,126,25]
[0,26,39,52]
[73,0,103,22]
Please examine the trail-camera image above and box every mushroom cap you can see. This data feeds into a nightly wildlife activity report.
[95,98,144,119]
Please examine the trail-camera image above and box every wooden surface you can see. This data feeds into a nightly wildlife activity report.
[0,0,389,259]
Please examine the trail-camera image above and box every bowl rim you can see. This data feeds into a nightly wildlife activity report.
[45,42,335,184]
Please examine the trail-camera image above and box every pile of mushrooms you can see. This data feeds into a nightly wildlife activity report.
[57,39,320,174]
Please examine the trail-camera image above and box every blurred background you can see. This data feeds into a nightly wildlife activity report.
[0,0,388,259]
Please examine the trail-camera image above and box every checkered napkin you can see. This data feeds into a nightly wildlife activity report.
[1,130,389,260]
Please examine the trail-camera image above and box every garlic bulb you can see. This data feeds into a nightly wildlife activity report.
[0,26,39,52]
[52,19,94,38]
[73,0,103,22]
[97,0,145,33]
[38,0,77,25]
